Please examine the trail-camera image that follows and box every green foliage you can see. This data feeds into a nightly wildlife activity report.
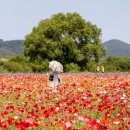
[85,60,97,72]
[0,55,32,73]
[10,55,27,62]
[0,63,8,73]
[10,55,32,72]
[24,12,105,72]
[64,63,80,73]
[30,59,49,72]
[0,61,25,72]
[101,55,130,72]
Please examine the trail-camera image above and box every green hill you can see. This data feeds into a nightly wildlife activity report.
[0,48,16,56]
[0,39,24,56]
[104,39,130,57]
[0,38,130,57]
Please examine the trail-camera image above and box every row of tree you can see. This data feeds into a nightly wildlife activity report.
[0,55,130,73]
[0,12,130,73]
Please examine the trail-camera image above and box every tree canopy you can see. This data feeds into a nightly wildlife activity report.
[24,12,105,72]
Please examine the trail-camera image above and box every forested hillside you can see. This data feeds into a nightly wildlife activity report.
[104,39,130,57]
[0,39,23,56]
[1,39,130,57]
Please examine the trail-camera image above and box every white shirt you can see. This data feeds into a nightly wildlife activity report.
[49,72,60,88]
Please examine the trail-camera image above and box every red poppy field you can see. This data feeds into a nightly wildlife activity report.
[0,73,130,130]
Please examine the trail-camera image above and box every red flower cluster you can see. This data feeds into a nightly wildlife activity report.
[0,74,130,129]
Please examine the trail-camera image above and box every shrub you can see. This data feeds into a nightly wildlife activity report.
[31,59,49,72]
[85,60,96,72]
[1,61,25,72]
[0,60,32,73]
[9,55,32,72]
[64,63,80,73]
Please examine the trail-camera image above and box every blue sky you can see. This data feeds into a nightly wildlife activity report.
[0,0,130,43]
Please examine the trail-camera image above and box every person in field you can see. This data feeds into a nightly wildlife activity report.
[48,61,63,88]
[49,71,61,88]
[96,65,100,72]
[101,65,105,73]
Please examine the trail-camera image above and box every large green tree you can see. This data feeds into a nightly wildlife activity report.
[24,12,105,72]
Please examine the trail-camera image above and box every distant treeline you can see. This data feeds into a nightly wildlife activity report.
[0,55,130,73]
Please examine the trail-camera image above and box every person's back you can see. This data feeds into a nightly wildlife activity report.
[96,66,100,72]
[49,71,61,88]
[101,66,104,73]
